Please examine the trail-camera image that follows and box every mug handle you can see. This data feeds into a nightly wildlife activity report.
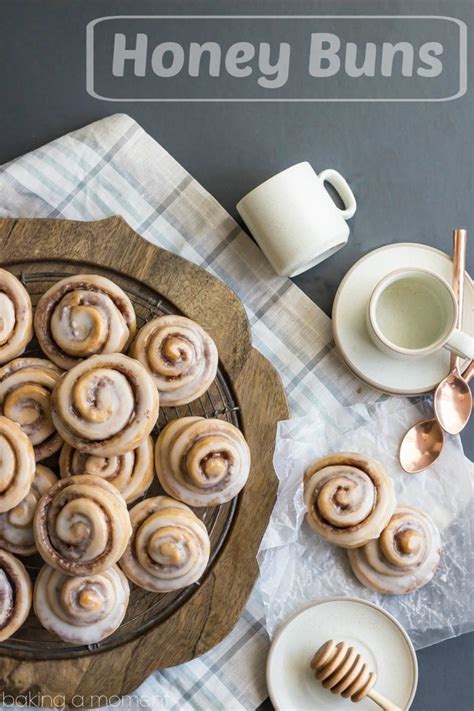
[445,329,474,360]
[318,169,357,220]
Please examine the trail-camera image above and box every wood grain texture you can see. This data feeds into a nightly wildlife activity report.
[0,217,289,706]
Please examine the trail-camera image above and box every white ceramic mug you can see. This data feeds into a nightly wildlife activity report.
[367,268,474,361]
[236,162,357,277]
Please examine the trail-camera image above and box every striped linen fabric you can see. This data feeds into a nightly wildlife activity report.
[0,114,387,710]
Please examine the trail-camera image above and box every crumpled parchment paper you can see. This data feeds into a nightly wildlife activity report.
[257,397,474,649]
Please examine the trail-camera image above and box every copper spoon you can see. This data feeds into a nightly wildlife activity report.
[400,360,473,473]
[434,229,472,434]
[400,229,469,473]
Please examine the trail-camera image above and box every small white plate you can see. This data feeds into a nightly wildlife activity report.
[332,243,473,395]
[267,597,418,711]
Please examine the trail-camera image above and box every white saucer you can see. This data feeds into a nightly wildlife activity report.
[266,597,418,711]
[332,243,473,395]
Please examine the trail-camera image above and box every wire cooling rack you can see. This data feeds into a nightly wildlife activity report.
[0,263,241,659]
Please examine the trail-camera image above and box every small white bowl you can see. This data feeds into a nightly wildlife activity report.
[266,597,418,711]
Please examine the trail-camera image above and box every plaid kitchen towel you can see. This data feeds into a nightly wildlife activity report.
[0,114,389,711]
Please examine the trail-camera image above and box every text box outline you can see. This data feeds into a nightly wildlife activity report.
[86,15,467,102]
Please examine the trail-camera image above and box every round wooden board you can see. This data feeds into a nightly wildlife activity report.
[0,216,289,706]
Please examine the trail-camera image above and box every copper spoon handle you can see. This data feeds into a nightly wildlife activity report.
[450,229,467,370]
[462,360,474,382]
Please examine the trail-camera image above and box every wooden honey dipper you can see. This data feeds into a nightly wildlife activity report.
[311,640,402,711]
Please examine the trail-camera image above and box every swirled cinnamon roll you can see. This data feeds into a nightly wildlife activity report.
[34,274,136,370]
[34,564,130,645]
[304,453,396,548]
[0,549,32,641]
[0,268,33,365]
[155,417,250,506]
[34,475,132,575]
[129,315,218,406]
[0,358,64,460]
[59,438,154,504]
[348,505,441,594]
[0,464,57,556]
[51,353,159,457]
[119,496,210,592]
[0,416,35,513]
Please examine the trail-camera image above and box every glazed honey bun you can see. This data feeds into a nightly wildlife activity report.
[34,475,132,576]
[348,504,441,594]
[0,357,64,461]
[0,268,33,365]
[34,274,136,370]
[311,640,377,703]
[304,452,396,549]
[34,564,130,645]
[51,353,159,457]
[59,438,154,504]
[129,315,218,406]
[0,416,35,513]
[119,496,210,592]
[0,465,57,556]
[155,416,251,507]
[0,549,32,641]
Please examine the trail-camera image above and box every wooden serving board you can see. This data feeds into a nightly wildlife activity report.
[0,216,289,706]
